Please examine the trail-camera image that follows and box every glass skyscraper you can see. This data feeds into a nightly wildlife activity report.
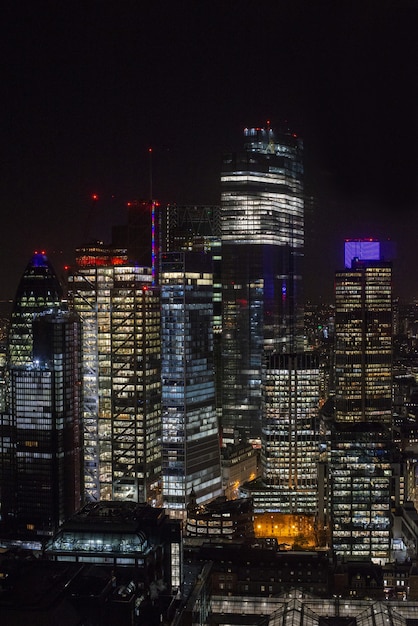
[159,203,223,420]
[8,251,64,368]
[0,252,79,536]
[260,352,320,513]
[331,256,394,563]
[221,126,304,443]
[334,260,393,425]
[161,252,222,519]
[331,422,392,563]
[10,311,83,537]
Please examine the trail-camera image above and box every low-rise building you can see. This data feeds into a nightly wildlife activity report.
[186,495,254,540]
[44,501,182,594]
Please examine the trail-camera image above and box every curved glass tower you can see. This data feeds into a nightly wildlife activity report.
[221,126,304,443]
[8,251,64,367]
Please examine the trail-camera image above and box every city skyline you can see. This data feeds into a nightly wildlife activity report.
[1,2,417,302]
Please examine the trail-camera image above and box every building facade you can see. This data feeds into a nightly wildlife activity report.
[159,204,223,421]
[10,311,83,536]
[161,252,222,519]
[0,252,80,536]
[45,501,183,594]
[331,422,392,563]
[332,257,394,563]
[221,125,304,444]
[8,251,64,368]
[334,260,393,425]
[67,244,162,504]
[260,352,320,513]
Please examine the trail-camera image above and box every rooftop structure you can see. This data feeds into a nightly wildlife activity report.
[45,501,182,593]
[185,496,254,540]
[344,238,396,269]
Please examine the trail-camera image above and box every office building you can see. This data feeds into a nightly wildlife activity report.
[67,244,162,504]
[1,253,75,536]
[260,352,320,512]
[10,311,83,537]
[160,204,223,425]
[161,252,222,519]
[334,259,392,425]
[160,204,221,254]
[221,442,258,500]
[331,422,392,563]
[160,203,222,329]
[45,501,182,594]
[240,352,320,546]
[185,496,254,540]
[221,125,304,443]
[8,251,64,368]
[332,256,394,563]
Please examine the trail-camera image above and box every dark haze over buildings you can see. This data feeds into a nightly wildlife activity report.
[1,1,418,300]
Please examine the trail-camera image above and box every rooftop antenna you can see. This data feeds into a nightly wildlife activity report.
[148,147,157,285]
[148,147,153,201]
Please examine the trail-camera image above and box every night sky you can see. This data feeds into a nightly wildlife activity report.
[1,1,418,302]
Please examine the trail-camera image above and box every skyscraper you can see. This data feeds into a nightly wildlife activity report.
[160,204,221,254]
[0,252,82,535]
[240,351,320,547]
[161,252,222,519]
[331,422,392,562]
[10,311,83,536]
[334,259,392,425]
[8,251,64,368]
[260,352,320,513]
[67,244,162,504]
[159,204,223,417]
[221,125,304,443]
[331,255,394,562]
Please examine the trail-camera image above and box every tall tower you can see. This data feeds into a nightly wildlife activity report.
[332,253,393,563]
[240,351,320,547]
[160,204,223,419]
[334,259,392,425]
[67,244,162,504]
[221,125,304,443]
[1,251,82,536]
[261,353,320,513]
[161,252,222,519]
[8,251,64,367]
[10,311,83,537]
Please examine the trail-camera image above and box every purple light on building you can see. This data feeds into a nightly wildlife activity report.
[344,239,396,268]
